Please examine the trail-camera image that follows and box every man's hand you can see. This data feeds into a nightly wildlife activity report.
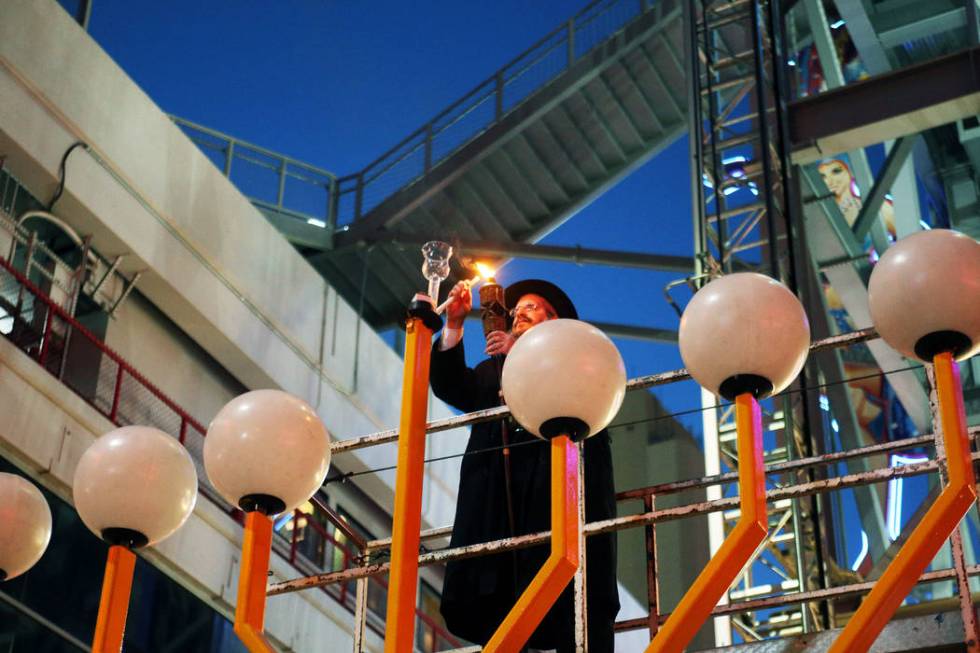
[445,281,472,329]
[485,330,516,357]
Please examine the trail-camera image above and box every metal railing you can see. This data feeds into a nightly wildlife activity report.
[331,0,657,226]
[170,116,340,230]
[281,504,462,651]
[0,253,459,651]
[171,0,662,234]
[269,326,980,651]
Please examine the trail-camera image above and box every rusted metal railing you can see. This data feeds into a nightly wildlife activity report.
[271,323,980,652]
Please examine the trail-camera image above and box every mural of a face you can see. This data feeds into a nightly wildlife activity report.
[818,159,852,198]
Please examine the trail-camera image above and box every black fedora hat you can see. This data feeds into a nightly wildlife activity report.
[504,279,578,320]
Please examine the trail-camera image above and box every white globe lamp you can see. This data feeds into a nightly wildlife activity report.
[204,389,331,516]
[204,389,331,652]
[74,426,198,547]
[656,272,808,653]
[868,229,980,362]
[73,425,198,652]
[502,319,626,440]
[0,473,52,581]
[679,272,810,399]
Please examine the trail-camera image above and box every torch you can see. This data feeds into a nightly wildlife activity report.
[475,263,506,337]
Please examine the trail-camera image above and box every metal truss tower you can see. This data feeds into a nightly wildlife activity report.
[684,0,832,642]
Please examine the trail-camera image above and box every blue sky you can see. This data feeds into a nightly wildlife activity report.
[68,0,705,437]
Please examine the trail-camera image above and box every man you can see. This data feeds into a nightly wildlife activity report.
[431,278,619,652]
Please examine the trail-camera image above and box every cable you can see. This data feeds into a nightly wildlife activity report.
[48,141,89,212]
[323,362,926,485]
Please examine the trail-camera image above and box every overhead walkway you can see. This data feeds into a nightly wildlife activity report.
[306,0,688,328]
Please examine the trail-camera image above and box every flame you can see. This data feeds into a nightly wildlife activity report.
[475,262,496,279]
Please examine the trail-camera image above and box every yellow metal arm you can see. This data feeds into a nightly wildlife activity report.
[647,393,768,653]
[483,435,581,653]
[92,545,136,653]
[384,316,435,653]
[829,351,977,652]
[234,511,276,653]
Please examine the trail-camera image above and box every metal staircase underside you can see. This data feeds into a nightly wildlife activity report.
[305,0,689,328]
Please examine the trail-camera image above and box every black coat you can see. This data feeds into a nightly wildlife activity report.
[432,338,619,651]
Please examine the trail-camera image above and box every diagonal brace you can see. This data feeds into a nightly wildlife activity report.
[852,137,915,243]
[828,351,977,652]
[646,393,768,653]
[483,435,581,653]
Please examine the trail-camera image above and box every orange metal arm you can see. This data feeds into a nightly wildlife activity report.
[234,511,276,653]
[647,393,768,653]
[92,545,136,653]
[829,351,977,652]
[384,316,434,653]
[484,435,580,653]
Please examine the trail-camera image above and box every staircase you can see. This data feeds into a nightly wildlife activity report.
[305,0,689,327]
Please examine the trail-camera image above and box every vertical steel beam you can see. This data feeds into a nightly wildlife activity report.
[353,577,369,653]
[643,494,661,639]
[685,0,710,279]
[750,0,782,280]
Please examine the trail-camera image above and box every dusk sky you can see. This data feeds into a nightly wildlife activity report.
[66,0,706,438]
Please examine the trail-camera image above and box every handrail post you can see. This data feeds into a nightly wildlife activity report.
[567,18,576,68]
[424,124,433,173]
[37,308,54,367]
[495,71,505,119]
[289,509,300,564]
[355,173,364,221]
[328,178,339,233]
[277,159,287,208]
[353,575,369,653]
[224,140,235,177]
[643,493,660,639]
[109,366,124,424]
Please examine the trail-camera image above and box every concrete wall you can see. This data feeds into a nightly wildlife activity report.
[104,290,246,427]
[0,334,383,652]
[0,0,467,534]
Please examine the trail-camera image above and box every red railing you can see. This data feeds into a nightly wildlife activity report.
[0,254,461,651]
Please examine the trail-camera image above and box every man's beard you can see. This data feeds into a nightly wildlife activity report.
[511,319,532,339]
